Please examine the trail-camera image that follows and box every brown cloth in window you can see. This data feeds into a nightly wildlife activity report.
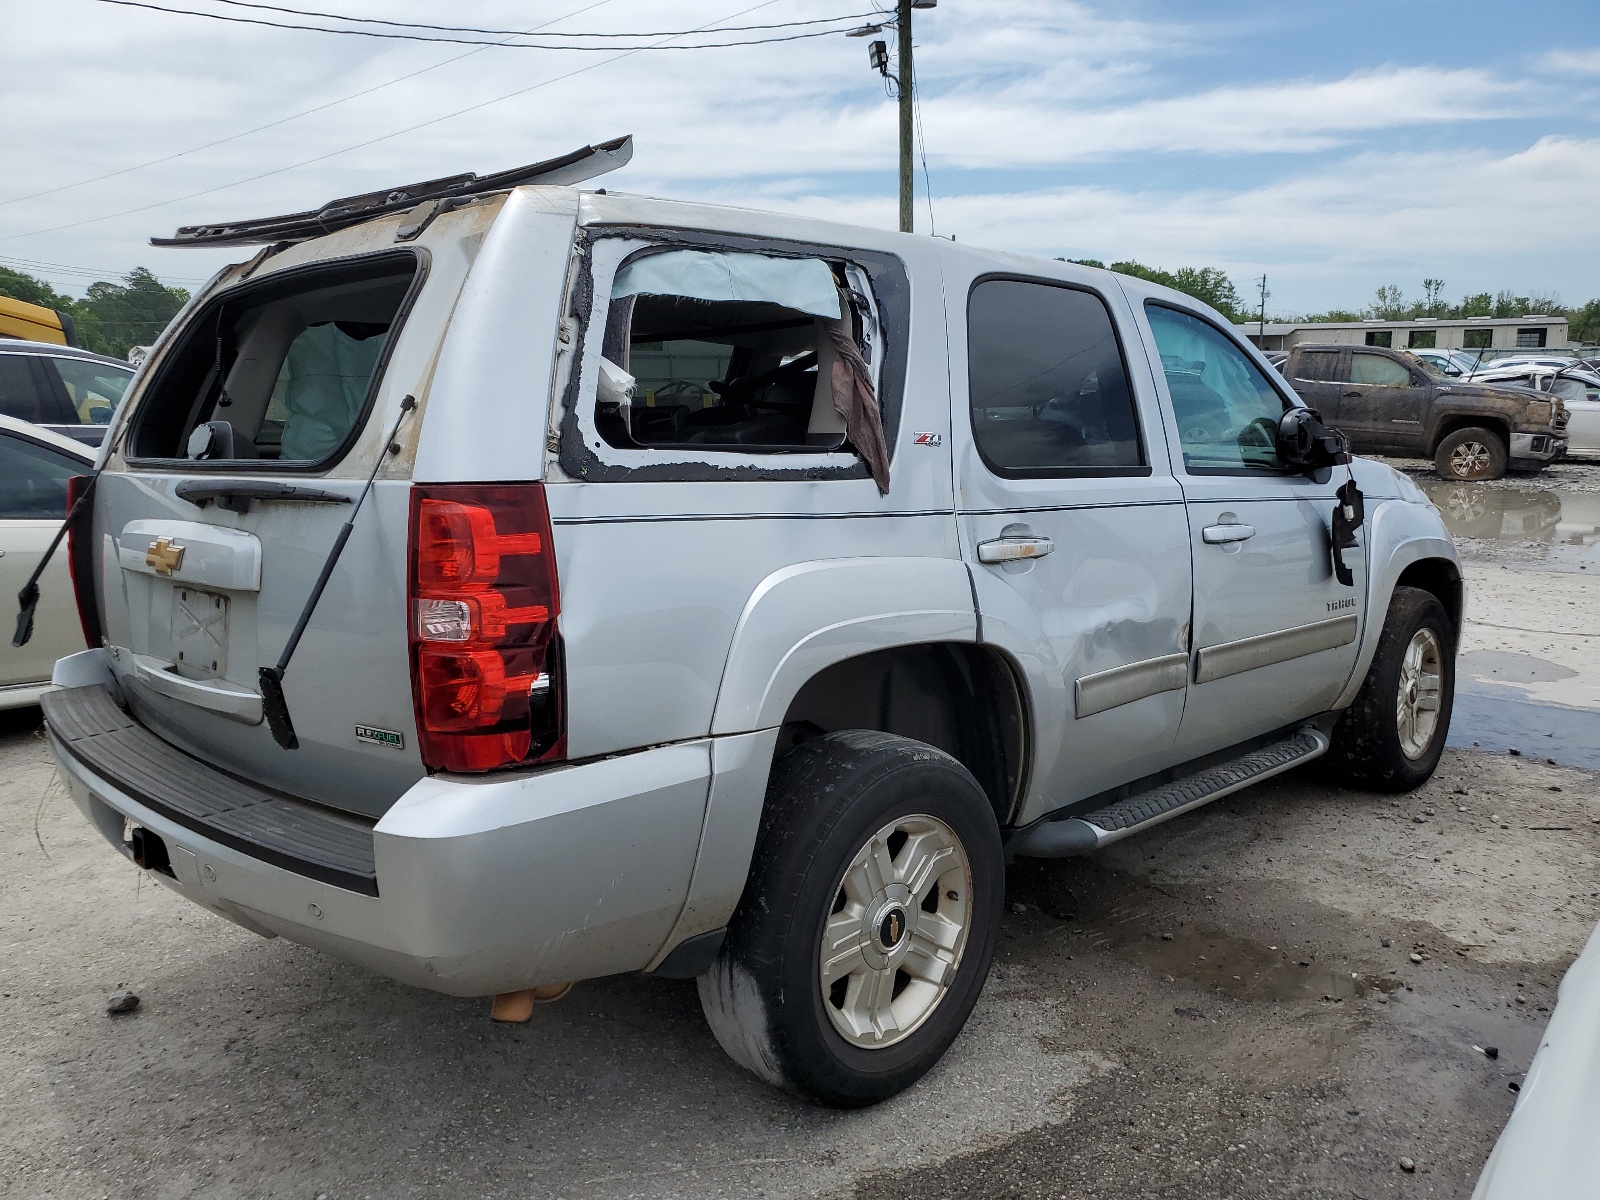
[825,318,890,495]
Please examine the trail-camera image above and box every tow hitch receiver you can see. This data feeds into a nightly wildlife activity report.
[129,825,174,877]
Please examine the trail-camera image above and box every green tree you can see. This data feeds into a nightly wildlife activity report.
[78,268,189,359]
[1108,261,1247,322]
[0,266,77,313]
[1568,299,1600,344]
[1369,285,1409,320]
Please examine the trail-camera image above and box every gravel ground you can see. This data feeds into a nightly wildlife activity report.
[2,702,1595,1200]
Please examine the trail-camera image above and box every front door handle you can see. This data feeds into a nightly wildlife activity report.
[1202,524,1256,545]
[978,535,1054,563]
[1342,389,1361,398]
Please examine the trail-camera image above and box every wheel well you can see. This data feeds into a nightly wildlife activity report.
[1430,415,1508,456]
[1395,558,1464,640]
[777,643,1028,825]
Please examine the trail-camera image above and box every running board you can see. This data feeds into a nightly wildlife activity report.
[1010,727,1329,858]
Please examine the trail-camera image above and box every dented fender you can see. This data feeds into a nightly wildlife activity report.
[708,556,977,736]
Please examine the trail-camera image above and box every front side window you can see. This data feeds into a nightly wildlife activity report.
[1348,352,1413,387]
[967,279,1142,475]
[0,432,82,519]
[1145,304,1286,473]
[44,357,134,425]
[595,249,874,458]
[128,253,417,466]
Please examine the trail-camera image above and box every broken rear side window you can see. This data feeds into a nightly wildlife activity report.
[593,249,889,488]
[127,252,419,467]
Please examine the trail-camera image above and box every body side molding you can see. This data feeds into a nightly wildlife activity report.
[1075,652,1189,718]
[1195,615,1358,684]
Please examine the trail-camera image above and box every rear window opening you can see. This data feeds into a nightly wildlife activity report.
[127,252,420,468]
[593,248,878,457]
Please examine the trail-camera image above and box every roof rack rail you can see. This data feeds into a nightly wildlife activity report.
[151,135,633,249]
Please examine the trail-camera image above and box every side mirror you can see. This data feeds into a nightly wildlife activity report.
[1277,407,1350,474]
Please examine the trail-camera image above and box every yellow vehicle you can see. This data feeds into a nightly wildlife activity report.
[0,295,78,346]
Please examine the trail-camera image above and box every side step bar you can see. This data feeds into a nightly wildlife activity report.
[1010,727,1329,858]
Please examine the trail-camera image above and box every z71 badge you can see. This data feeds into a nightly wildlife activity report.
[912,432,942,447]
[355,725,405,749]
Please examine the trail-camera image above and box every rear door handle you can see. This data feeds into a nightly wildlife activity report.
[978,535,1054,563]
[1202,524,1256,545]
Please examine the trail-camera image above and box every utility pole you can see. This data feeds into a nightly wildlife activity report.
[1257,274,1269,340]
[897,0,914,233]
[853,0,933,234]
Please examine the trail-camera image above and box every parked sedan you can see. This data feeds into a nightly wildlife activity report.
[0,415,92,708]
[0,339,136,447]
[1471,364,1600,454]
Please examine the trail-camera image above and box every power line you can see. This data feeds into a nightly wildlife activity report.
[4,0,787,244]
[911,61,936,237]
[89,0,871,49]
[197,0,876,39]
[0,0,617,210]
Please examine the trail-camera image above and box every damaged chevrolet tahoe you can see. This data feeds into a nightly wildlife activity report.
[38,139,1463,1108]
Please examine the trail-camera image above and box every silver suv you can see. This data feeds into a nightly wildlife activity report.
[41,144,1461,1107]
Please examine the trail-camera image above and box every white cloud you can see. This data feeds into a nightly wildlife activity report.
[0,0,1590,311]
[675,136,1600,312]
[1541,46,1600,74]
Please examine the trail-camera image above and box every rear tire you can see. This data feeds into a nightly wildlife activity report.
[1434,427,1507,481]
[1329,586,1455,791]
[697,730,1003,1108]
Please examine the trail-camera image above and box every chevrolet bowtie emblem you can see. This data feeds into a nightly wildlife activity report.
[145,536,186,576]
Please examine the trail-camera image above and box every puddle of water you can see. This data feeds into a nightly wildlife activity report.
[1418,479,1600,571]
[1448,691,1600,771]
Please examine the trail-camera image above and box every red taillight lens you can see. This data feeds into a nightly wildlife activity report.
[407,484,563,773]
[66,475,103,647]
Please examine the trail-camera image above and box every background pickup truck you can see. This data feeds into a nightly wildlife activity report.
[1282,343,1568,480]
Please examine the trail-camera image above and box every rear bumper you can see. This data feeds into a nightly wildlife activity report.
[45,655,715,996]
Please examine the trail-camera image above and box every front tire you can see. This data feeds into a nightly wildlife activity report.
[1434,427,1508,481]
[1329,586,1455,791]
[698,730,1004,1108]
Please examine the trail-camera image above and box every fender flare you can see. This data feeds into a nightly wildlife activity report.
[1334,498,1462,710]
[708,556,978,736]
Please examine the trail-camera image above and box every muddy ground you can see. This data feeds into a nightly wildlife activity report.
[2,711,1595,1200]
[4,456,1599,1200]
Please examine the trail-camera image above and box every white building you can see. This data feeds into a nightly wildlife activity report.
[1239,314,1568,353]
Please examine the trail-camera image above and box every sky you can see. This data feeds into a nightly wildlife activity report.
[1,0,1597,317]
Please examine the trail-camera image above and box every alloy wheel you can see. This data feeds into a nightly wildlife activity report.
[1396,627,1444,759]
[818,814,973,1049]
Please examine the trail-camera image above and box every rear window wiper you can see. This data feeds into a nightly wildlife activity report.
[175,480,351,514]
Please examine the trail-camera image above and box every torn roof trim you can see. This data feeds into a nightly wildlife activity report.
[150,135,632,249]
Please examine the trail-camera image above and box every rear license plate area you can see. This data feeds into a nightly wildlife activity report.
[171,587,229,677]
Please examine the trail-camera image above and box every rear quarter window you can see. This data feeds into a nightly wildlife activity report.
[126,251,422,469]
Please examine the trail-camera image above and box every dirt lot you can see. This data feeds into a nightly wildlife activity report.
[5,456,1599,1200]
[2,704,1596,1200]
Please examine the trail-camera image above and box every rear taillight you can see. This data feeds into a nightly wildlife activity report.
[66,475,103,647]
[407,484,563,772]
